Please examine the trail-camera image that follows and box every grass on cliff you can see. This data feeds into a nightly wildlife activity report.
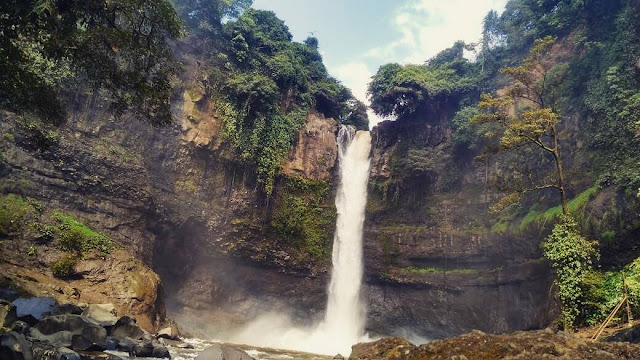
[0,194,35,237]
[52,211,119,256]
[492,185,599,235]
[404,266,477,275]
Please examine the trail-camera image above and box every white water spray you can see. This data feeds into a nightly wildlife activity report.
[228,126,372,356]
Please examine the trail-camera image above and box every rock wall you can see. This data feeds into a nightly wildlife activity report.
[362,115,557,339]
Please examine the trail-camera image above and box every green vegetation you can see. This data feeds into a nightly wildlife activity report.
[541,215,599,329]
[269,176,336,261]
[0,194,34,237]
[0,0,182,124]
[51,254,79,279]
[516,186,599,233]
[52,212,119,256]
[16,114,60,151]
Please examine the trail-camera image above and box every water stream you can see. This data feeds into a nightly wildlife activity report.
[226,126,372,356]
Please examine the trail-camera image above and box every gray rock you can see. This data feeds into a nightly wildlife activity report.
[57,347,81,360]
[31,315,107,351]
[110,316,144,340]
[1,299,17,327]
[130,339,170,358]
[0,331,33,360]
[196,344,254,360]
[333,355,345,360]
[157,326,179,340]
[57,303,83,315]
[9,320,30,334]
[81,304,118,327]
[12,297,58,320]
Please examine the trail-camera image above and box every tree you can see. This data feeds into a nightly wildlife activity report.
[172,0,252,35]
[541,215,598,329]
[472,36,570,214]
[0,0,182,125]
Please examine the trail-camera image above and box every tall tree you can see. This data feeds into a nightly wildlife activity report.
[0,0,183,125]
[472,36,570,214]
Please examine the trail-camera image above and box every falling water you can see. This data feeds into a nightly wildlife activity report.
[323,125,371,349]
[228,125,372,356]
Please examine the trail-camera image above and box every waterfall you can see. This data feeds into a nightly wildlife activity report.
[322,125,371,350]
[228,125,372,356]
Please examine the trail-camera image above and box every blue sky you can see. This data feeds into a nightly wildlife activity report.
[252,0,509,125]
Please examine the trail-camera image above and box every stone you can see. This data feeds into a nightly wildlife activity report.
[333,355,345,360]
[196,344,255,360]
[0,331,33,360]
[58,303,84,315]
[81,304,118,327]
[157,326,179,340]
[12,297,58,320]
[111,316,145,340]
[31,315,107,351]
[9,320,29,334]
[57,347,81,360]
[349,337,417,360]
[1,299,17,327]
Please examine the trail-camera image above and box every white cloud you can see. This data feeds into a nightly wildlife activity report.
[328,0,508,128]
[367,0,508,65]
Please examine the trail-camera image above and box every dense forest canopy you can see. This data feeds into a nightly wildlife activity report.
[0,0,182,125]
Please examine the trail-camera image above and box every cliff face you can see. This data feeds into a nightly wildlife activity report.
[362,115,556,339]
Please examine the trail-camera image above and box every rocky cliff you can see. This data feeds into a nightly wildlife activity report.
[362,113,557,339]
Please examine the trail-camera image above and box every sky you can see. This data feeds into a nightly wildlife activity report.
[252,0,509,126]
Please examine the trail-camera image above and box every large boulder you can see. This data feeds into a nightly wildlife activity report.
[1,299,17,327]
[156,326,179,340]
[30,314,107,351]
[130,339,171,358]
[81,304,118,327]
[0,331,33,360]
[110,316,145,340]
[196,344,254,360]
[12,297,58,321]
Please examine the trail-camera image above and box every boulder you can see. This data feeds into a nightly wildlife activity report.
[31,315,107,351]
[157,326,179,340]
[130,339,171,358]
[9,320,29,334]
[0,331,33,360]
[110,316,144,340]
[1,299,17,327]
[56,347,81,360]
[58,303,84,315]
[12,297,58,320]
[196,344,255,360]
[81,304,118,327]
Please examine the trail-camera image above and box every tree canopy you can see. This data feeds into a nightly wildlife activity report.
[0,0,183,125]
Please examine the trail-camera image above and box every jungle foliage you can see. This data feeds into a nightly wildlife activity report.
[173,1,367,193]
[0,0,183,125]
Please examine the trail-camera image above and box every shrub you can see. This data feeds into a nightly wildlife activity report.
[52,212,118,256]
[51,254,78,278]
[541,215,599,329]
[16,114,60,151]
[0,194,34,237]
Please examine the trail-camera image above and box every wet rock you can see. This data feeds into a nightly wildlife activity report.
[1,299,17,327]
[31,315,107,351]
[130,339,171,358]
[81,304,118,327]
[0,331,33,360]
[12,297,58,321]
[196,344,255,360]
[110,316,144,340]
[157,326,179,340]
[17,314,39,327]
[604,324,640,343]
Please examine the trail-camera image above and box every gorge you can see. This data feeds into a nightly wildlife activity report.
[1,0,640,359]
